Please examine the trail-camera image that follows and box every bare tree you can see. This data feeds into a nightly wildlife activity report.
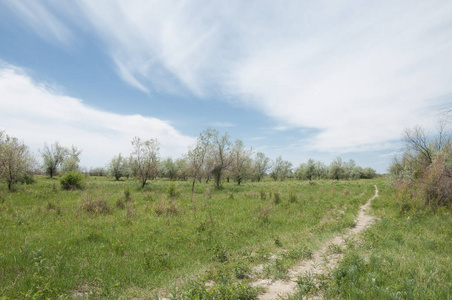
[403,126,433,165]
[130,137,160,188]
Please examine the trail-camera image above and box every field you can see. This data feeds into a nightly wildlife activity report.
[0,177,451,299]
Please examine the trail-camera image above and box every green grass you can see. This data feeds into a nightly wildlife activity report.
[0,176,375,299]
[288,178,452,299]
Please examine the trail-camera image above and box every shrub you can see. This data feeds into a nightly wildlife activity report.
[60,172,83,190]
[80,195,111,215]
[166,182,179,199]
[17,173,35,185]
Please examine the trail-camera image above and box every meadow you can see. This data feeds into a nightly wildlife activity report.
[0,176,377,299]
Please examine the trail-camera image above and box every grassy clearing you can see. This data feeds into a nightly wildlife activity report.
[288,178,452,299]
[0,177,374,298]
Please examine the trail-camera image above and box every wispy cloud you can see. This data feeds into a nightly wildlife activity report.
[3,0,452,156]
[0,63,195,167]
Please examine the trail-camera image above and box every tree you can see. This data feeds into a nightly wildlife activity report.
[0,133,34,190]
[41,142,67,178]
[187,129,212,192]
[271,156,293,181]
[253,152,270,182]
[403,126,434,166]
[108,153,127,180]
[329,157,344,180]
[175,158,189,180]
[304,158,316,181]
[61,146,82,174]
[208,130,231,189]
[295,163,306,180]
[230,139,253,185]
[130,137,160,188]
[160,157,178,179]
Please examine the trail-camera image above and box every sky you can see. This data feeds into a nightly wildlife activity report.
[1,1,452,173]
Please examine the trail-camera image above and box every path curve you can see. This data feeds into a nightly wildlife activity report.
[254,185,379,300]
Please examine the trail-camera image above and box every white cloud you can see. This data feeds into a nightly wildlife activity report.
[0,64,195,168]
[2,1,74,45]
[3,1,452,156]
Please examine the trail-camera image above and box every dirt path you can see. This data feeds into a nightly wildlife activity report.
[253,185,379,300]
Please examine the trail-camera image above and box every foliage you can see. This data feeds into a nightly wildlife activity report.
[130,137,160,188]
[389,120,452,209]
[0,132,34,190]
[108,153,127,180]
[59,172,84,190]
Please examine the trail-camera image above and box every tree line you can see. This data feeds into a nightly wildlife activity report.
[0,128,377,191]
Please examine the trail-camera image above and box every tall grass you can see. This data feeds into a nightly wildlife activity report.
[0,176,374,298]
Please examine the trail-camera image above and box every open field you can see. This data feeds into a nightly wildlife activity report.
[1,177,376,299]
[1,177,451,299]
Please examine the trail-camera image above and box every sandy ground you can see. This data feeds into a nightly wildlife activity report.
[254,185,379,300]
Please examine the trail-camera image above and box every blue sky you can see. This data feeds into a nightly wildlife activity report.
[1,1,452,173]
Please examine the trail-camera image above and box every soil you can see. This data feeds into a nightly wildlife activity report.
[253,185,379,299]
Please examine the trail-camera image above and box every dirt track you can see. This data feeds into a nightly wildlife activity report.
[254,185,379,299]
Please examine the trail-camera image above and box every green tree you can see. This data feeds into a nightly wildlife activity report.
[230,139,253,185]
[130,137,160,188]
[253,152,270,182]
[40,142,67,178]
[108,153,127,180]
[0,132,34,190]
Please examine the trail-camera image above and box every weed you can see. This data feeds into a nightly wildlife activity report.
[116,196,125,209]
[274,236,283,247]
[289,191,297,203]
[79,195,111,215]
[343,188,349,195]
[328,243,343,255]
[154,199,179,216]
[263,258,288,280]
[274,192,281,205]
[124,186,131,202]
[257,206,271,223]
[144,249,172,271]
[260,189,266,200]
[233,262,250,279]
[295,272,316,297]
[166,182,179,199]
[211,244,229,263]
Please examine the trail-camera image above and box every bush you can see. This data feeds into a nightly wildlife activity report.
[80,195,111,215]
[17,173,35,185]
[60,172,84,190]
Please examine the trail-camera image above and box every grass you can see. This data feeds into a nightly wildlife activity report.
[287,178,452,299]
[0,176,375,298]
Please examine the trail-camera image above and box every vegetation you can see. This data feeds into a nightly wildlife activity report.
[389,119,452,209]
[286,180,452,299]
[0,176,376,298]
[0,131,34,190]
